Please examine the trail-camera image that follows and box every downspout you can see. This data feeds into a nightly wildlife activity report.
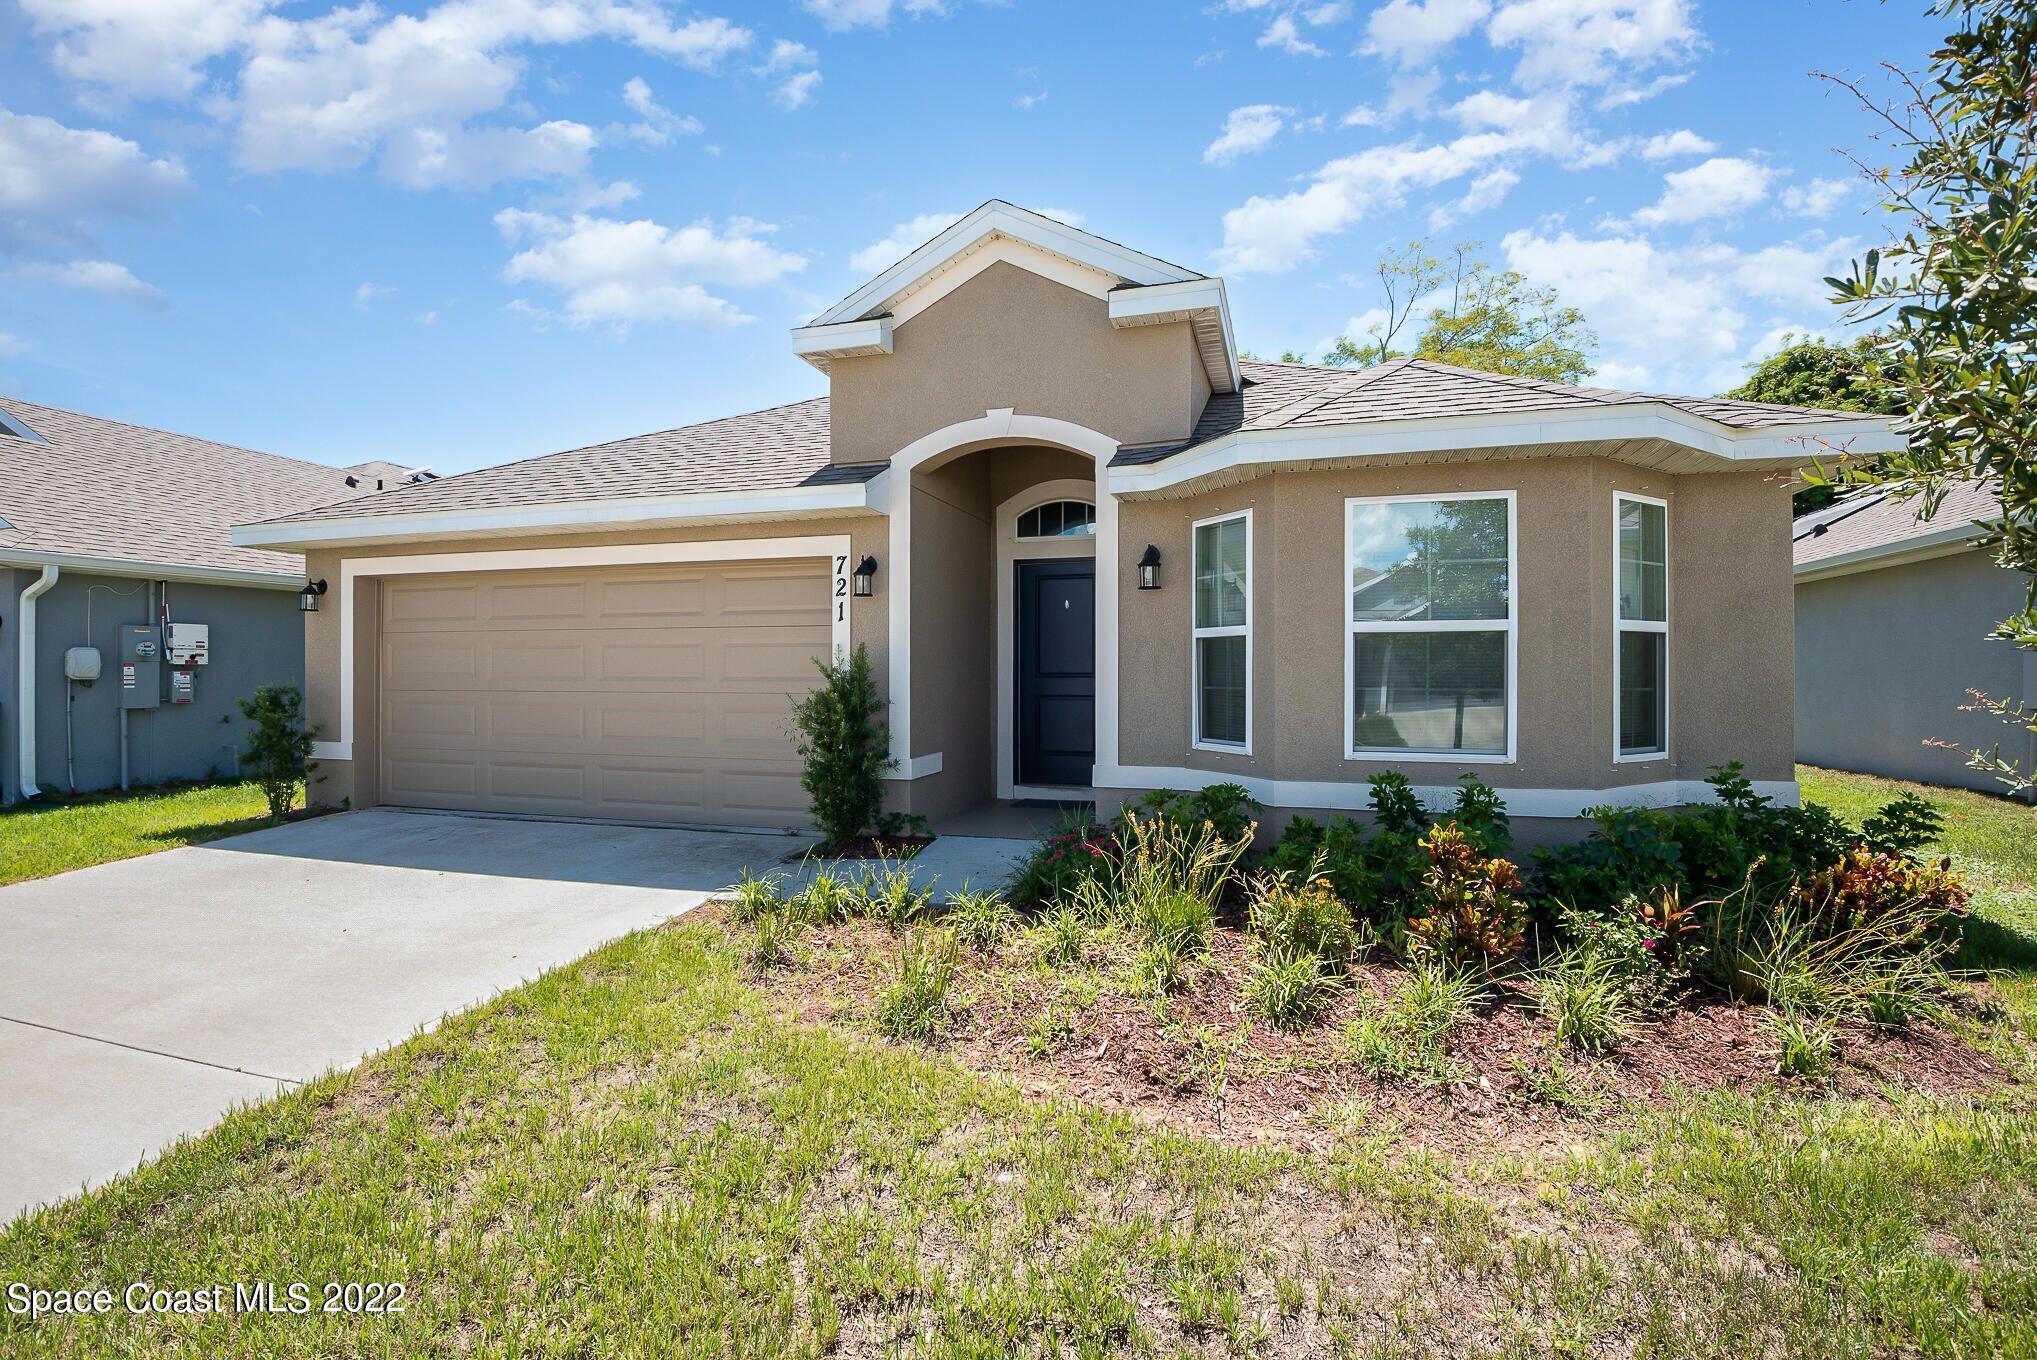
[16,564,58,800]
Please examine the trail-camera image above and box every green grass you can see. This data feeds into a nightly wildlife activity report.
[1,767,2033,1356]
[0,780,279,886]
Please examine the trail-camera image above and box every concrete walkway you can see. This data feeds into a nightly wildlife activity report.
[0,808,787,1221]
[778,833,1033,900]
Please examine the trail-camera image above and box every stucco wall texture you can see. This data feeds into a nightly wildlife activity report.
[1110,458,1796,798]
[1797,550,2037,794]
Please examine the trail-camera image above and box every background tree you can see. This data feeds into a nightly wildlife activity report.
[1821,0,2035,793]
[1725,334,1906,513]
[1322,241,1595,382]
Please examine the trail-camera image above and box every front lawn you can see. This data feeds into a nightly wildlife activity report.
[2,768,2033,1358]
[0,781,279,887]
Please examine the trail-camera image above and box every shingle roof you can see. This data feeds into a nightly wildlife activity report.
[1792,478,2003,568]
[1110,356,1872,466]
[0,396,368,578]
[258,396,872,526]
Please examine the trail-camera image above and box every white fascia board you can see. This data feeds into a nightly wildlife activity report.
[811,201,1201,328]
[1109,406,1908,496]
[1108,277,1241,395]
[231,481,881,552]
[1792,521,1986,582]
[790,316,894,373]
[0,547,301,590]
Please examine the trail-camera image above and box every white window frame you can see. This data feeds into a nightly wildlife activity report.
[1613,491,1670,764]
[1343,489,1518,765]
[1190,507,1253,755]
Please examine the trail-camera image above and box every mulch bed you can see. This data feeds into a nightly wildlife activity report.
[795,834,936,861]
[719,911,2013,1156]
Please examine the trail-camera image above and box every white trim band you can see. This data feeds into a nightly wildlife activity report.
[1095,764,1800,818]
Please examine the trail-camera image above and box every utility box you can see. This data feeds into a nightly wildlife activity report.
[164,623,210,666]
[168,669,195,704]
[64,647,103,683]
[119,625,161,711]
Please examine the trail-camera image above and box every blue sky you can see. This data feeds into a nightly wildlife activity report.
[1,0,1943,474]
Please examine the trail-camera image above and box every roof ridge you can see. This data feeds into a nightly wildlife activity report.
[0,393,349,480]
[1244,357,1415,431]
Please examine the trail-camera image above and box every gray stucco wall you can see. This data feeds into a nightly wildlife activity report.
[1796,549,2037,794]
[1,568,305,802]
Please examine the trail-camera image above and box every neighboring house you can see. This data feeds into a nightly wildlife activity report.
[234,201,1904,839]
[1794,480,2036,795]
[0,396,398,802]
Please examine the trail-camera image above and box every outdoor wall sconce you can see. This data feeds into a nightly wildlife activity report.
[299,579,329,613]
[1137,544,1162,590]
[851,555,879,597]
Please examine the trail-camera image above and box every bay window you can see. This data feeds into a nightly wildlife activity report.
[1346,492,1514,760]
[1615,493,1669,759]
[1192,510,1251,750]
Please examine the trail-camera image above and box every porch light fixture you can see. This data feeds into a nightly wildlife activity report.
[299,579,328,613]
[851,555,879,598]
[1137,544,1162,591]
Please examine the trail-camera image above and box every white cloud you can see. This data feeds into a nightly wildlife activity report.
[802,0,949,30]
[0,107,189,247]
[620,77,703,144]
[1429,166,1519,228]
[1781,175,1850,218]
[353,281,392,308]
[754,39,821,111]
[1362,0,1491,67]
[12,257,163,304]
[776,69,824,110]
[497,209,806,327]
[1204,104,1292,165]
[850,211,963,274]
[1029,206,1086,227]
[1487,0,1699,92]
[19,0,272,103]
[1015,89,1048,110]
[1500,226,1854,390]
[1639,128,1713,160]
[1259,14,1328,55]
[381,120,598,189]
[1631,155,1773,226]
[415,310,438,325]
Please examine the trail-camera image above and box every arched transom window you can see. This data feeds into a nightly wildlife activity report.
[1016,500,1096,539]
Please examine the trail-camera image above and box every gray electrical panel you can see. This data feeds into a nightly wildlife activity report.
[118,624,161,711]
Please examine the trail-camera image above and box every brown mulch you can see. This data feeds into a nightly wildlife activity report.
[795,834,935,861]
[716,910,2013,1156]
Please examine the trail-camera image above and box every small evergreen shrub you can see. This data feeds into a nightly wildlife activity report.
[1007,818,1119,908]
[1247,871,1360,966]
[238,684,316,821]
[789,644,891,849]
[1123,782,1264,844]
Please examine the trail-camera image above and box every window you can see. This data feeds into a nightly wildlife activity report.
[1192,510,1251,750]
[1015,500,1096,539]
[1346,492,1514,760]
[1615,493,1668,759]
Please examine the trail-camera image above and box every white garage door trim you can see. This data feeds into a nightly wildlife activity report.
[316,535,853,762]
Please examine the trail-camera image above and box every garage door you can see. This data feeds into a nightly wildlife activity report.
[377,560,830,828]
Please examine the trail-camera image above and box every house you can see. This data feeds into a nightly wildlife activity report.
[232,202,1905,839]
[1794,479,2035,795]
[0,396,398,802]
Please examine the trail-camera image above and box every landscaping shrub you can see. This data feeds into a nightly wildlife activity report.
[1124,782,1264,844]
[1858,794,1945,857]
[1345,965,1481,1083]
[789,644,891,850]
[1247,871,1361,967]
[1243,947,1343,1030]
[1032,905,1089,967]
[1533,950,1641,1054]
[792,873,855,926]
[1771,1010,1837,1080]
[1551,889,1698,1005]
[1403,823,1528,969]
[748,911,798,970]
[1130,939,1190,995]
[1072,811,1246,937]
[1800,847,1970,938]
[946,887,1018,949]
[1007,817,1119,908]
[875,930,959,1040]
[1699,872,1961,1017]
[857,858,936,930]
[724,868,787,924]
[238,685,315,821]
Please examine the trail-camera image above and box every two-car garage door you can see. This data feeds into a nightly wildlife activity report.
[377,560,830,829]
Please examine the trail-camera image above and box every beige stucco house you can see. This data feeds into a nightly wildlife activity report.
[233,202,1904,837]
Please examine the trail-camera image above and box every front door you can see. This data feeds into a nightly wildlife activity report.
[1016,559,1096,788]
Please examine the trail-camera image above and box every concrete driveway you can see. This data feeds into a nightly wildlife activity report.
[0,808,789,1221]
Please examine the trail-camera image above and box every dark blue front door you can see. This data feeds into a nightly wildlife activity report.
[1016,560,1095,788]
